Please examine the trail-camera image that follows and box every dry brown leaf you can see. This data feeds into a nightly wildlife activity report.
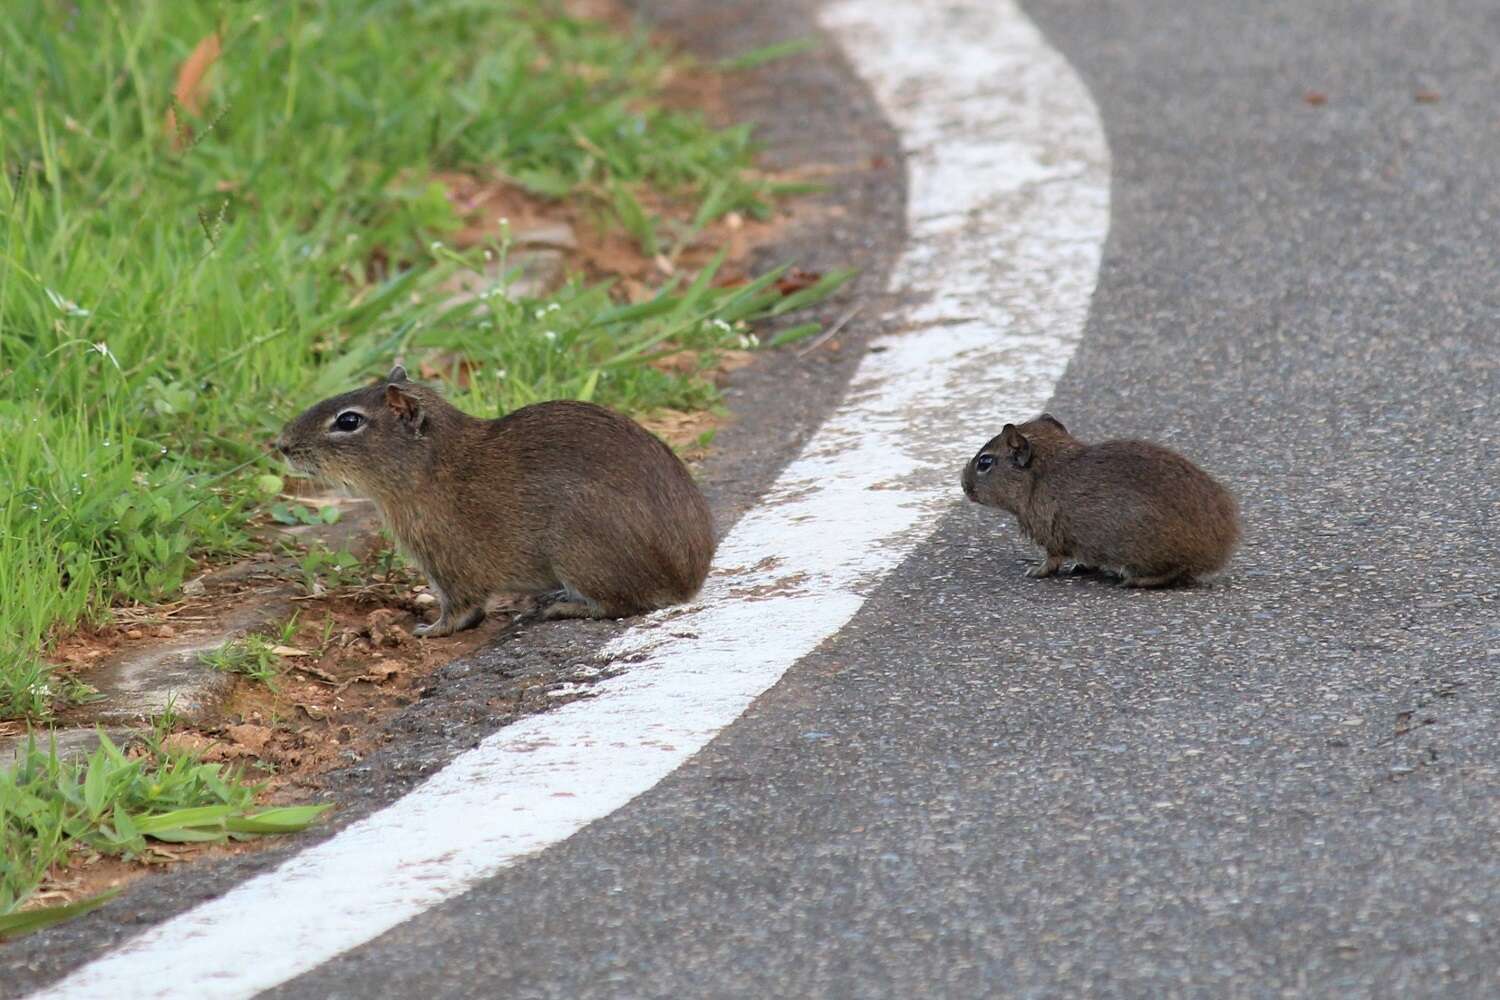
[365,660,403,685]
[225,724,272,752]
[162,732,219,756]
[291,662,341,685]
[774,268,821,294]
[364,608,408,647]
[165,33,222,150]
[418,351,477,389]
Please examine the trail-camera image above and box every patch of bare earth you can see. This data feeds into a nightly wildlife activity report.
[18,520,501,901]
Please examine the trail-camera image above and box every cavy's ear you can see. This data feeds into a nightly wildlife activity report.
[385,383,424,432]
[387,365,409,384]
[999,423,1032,469]
[1037,413,1067,434]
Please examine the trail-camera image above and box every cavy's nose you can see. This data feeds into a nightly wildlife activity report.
[271,438,290,456]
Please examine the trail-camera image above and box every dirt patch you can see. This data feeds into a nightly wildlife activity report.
[561,0,735,126]
[24,564,632,911]
[161,595,507,795]
[637,346,756,456]
[46,599,215,673]
[25,542,532,907]
[424,0,834,302]
[431,168,787,294]
[32,839,269,917]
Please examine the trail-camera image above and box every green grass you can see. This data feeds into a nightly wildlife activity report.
[199,616,302,689]
[0,730,329,933]
[0,0,850,721]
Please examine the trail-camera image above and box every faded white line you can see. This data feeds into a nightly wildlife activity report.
[31,2,1107,997]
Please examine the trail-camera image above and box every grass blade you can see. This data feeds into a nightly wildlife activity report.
[0,890,119,941]
[224,804,332,834]
[767,268,858,316]
[131,805,237,834]
[765,321,821,348]
[717,38,817,72]
[81,750,108,820]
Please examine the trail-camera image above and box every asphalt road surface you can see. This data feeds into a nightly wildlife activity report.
[11,0,1500,996]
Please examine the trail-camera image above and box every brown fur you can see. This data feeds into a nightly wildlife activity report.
[960,414,1239,587]
[276,367,716,635]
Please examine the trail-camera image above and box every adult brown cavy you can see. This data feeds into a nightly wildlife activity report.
[276,366,715,635]
[961,414,1239,587]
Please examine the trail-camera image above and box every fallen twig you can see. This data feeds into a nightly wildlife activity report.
[796,301,865,358]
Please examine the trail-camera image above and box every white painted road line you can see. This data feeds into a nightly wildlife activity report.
[31,3,1108,997]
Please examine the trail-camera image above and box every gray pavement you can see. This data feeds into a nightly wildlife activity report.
[10,0,1500,996]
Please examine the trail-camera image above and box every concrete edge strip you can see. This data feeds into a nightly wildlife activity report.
[30,3,1108,996]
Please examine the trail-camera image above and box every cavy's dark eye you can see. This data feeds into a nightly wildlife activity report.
[332,410,366,433]
[975,453,996,473]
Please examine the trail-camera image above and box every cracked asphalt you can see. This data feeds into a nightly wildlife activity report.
[8,0,1499,996]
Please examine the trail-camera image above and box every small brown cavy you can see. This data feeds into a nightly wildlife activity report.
[961,414,1238,587]
[276,366,715,635]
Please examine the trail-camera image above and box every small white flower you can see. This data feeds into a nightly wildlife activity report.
[91,341,121,370]
[543,330,558,342]
[45,287,90,318]
[430,240,444,252]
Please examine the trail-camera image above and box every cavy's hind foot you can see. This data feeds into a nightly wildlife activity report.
[1025,555,1067,579]
[536,584,609,620]
[540,599,608,620]
[539,579,634,620]
[414,605,486,637]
